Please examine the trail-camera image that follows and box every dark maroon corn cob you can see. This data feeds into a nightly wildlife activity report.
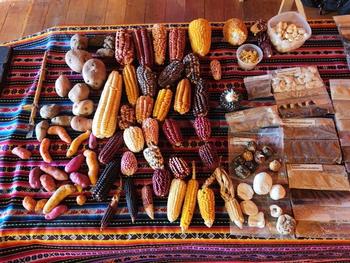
[158,60,184,88]
[193,90,209,117]
[168,156,190,179]
[193,116,212,142]
[132,28,154,68]
[183,53,201,84]
[162,118,183,147]
[169,28,186,61]
[152,169,172,197]
[198,142,219,170]
[98,131,124,165]
[100,188,122,231]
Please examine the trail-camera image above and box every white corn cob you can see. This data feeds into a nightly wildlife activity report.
[167,178,187,222]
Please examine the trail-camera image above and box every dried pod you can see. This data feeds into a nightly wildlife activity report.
[220,88,241,112]
[118,104,136,130]
[158,60,184,88]
[174,78,191,115]
[244,161,257,172]
[234,164,251,179]
[152,169,172,197]
[276,214,296,235]
[121,151,138,176]
[248,211,265,228]
[152,24,167,65]
[240,200,259,216]
[115,29,134,65]
[262,145,273,157]
[254,150,265,164]
[193,90,209,117]
[142,118,159,146]
[136,65,157,97]
[132,28,154,68]
[98,131,124,165]
[198,143,219,170]
[124,177,138,223]
[162,118,183,147]
[122,64,140,106]
[92,160,119,201]
[242,151,253,161]
[135,95,154,124]
[143,145,164,170]
[142,185,154,220]
[269,160,281,172]
[237,183,254,201]
[168,156,190,179]
[183,53,200,84]
[169,28,186,61]
[210,59,222,80]
[153,88,173,122]
[193,116,211,142]
[123,126,145,153]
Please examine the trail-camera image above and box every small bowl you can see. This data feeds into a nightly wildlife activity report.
[236,44,263,70]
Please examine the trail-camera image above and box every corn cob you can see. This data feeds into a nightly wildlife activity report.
[92,71,122,138]
[133,28,154,68]
[136,65,157,97]
[142,117,159,146]
[124,177,138,223]
[168,156,190,179]
[180,161,199,232]
[92,160,120,201]
[121,151,138,176]
[98,131,124,165]
[225,198,244,229]
[183,53,201,84]
[115,29,134,65]
[197,186,215,228]
[198,142,219,170]
[143,145,164,170]
[158,60,184,88]
[123,126,145,153]
[152,169,172,197]
[210,59,222,80]
[193,116,211,142]
[142,185,154,220]
[122,64,139,106]
[152,24,167,66]
[167,178,187,222]
[153,88,173,122]
[162,118,183,147]
[136,95,154,123]
[118,104,136,130]
[169,28,186,61]
[100,185,122,231]
[174,78,191,115]
[193,90,209,117]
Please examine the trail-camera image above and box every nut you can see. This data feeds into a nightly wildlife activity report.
[193,116,211,142]
[121,151,138,176]
[237,183,254,200]
[276,214,296,235]
[152,169,172,197]
[269,160,281,172]
[270,204,283,218]
[143,145,164,170]
[269,184,286,200]
[253,172,272,195]
[198,143,219,170]
[168,156,190,179]
[162,118,183,147]
[169,28,186,61]
[248,211,265,228]
[240,200,259,216]
[210,59,222,81]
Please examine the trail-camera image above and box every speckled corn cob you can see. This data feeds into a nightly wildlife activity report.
[152,24,167,65]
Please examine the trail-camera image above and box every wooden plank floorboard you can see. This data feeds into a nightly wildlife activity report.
[124,0,146,24]
[145,0,167,23]
[23,0,50,36]
[43,0,70,29]
[65,0,89,25]
[105,0,127,25]
[84,0,108,25]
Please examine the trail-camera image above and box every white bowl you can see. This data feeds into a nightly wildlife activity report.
[236,44,263,70]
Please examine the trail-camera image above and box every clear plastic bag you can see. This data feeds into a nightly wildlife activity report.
[244,74,272,100]
[329,79,350,100]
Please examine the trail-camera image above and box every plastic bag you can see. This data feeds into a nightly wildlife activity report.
[330,79,350,100]
[244,74,272,100]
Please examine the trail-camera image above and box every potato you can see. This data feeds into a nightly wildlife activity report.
[23,196,36,212]
[76,194,87,206]
[45,204,68,220]
[43,184,76,214]
[40,165,68,181]
[29,167,42,189]
[35,120,49,142]
[51,115,73,127]
[69,172,91,188]
[71,116,92,132]
[65,49,92,73]
[34,199,48,213]
[12,146,31,159]
[82,58,106,90]
[40,104,60,119]
[72,100,94,116]
[68,83,90,103]
[40,174,57,192]
[70,34,88,50]
[55,75,71,97]
[65,154,85,173]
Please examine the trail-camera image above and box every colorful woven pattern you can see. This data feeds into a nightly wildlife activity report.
[1,21,350,262]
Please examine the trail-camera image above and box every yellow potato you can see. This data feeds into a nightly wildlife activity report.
[43,184,77,214]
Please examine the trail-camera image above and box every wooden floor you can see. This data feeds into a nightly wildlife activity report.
[0,0,333,43]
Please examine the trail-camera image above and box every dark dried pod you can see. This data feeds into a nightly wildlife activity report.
[198,143,219,170]
[262,145,273,157]
[152,169,172,197]
[254,150,266,164]
[162,118,184,147]
[183,53,201,84]
[234,164,251,179]
[132,28,154,68]
[98,131,124,165]
[92,160,120,201]
[136,65,157,97]
[233,155,245,167]
[115,29,134,65]
[244,161,258,172]
[168,156,190,179]
[158,60,184,88]
[119,104,136,130]
[193,116,211,142]
[220,88,241,112]
[124,177,138,223]
[169,28,186,61]
[193,90,209,117]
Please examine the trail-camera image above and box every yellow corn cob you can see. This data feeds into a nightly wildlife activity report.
[92,71,122,138]
[188,18,211,57]
[180,161,198,232]
[197,186,215,228]
[122,64,139,106]
[167,178,187,222]
[174,78,191,115]
[153,88,173,122]
[225,198,244,229]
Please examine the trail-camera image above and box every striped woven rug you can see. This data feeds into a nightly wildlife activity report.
[1,20,350,262]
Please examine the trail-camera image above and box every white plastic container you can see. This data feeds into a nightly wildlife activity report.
[236,44,263,70]
[267,11,312,53]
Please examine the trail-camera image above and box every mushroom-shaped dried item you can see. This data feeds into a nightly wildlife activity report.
[276,214,296,235]
[269,184,286,200]
[270,204,283,218]
[219,88,241,112]
[242,150,253,161]
[70,34,88,50]
[223,18,248,46]
[248,211,265,228]
[237,183,254,200]
[240,200,259,216]
[269,160,281,172]
[198,143,219,170]
[254,150,265,164]
[253,172,272,195]
[262,145,273,157]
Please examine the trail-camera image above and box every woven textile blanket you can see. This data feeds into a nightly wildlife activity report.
[1,21,350,262]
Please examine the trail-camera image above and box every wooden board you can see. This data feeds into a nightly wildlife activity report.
[65,0,89,25]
